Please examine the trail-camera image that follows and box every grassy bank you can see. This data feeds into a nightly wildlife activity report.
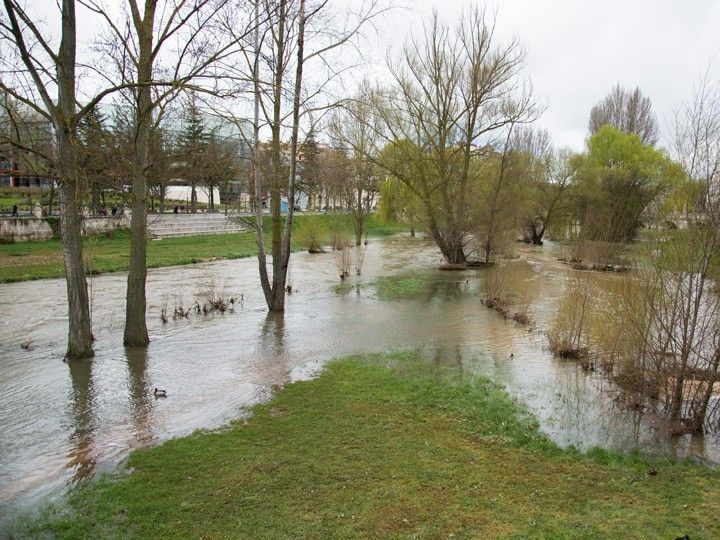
[19,352,720,538]
[0,230,262,283]
[0,213,407,283]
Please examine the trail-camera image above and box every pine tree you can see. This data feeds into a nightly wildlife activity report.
[300,131,319,209]
[77,106,112,214]
[177,95,209,213]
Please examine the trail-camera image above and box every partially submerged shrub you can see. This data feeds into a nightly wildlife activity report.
[548,336,589,360]
[547,278,592,362]
[163,285,243,323]
[512,310,532,326]
[296,215,328,253]
[557,239,629,272]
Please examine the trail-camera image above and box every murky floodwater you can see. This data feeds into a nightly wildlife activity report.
[1,235,717,526]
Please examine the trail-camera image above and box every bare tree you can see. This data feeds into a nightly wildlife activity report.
[588,84,659,146]
[85,0,255,346]
[673,67,720,218]
[0,0,131,358]
[315,145,351,210]
[246,0,385,311]
[511,127,576,245]
[330,94,380,246]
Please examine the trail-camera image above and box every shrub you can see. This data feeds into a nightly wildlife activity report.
[296,215,329,253]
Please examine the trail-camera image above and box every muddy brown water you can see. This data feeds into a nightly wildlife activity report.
[0,235,717,525]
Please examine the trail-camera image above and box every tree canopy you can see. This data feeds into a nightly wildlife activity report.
[574,125,681,241]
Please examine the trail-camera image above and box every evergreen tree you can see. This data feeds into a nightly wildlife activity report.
[177,95,209,213]
[300,131,319,209]
[77,107,113,214]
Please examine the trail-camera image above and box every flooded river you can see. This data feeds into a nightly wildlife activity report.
[0,235,717,525]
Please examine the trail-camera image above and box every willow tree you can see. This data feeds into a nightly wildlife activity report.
[574,125,680,243]
[342,8,537,265]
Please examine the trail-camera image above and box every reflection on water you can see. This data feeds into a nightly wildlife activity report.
[0,235,718,525]
[66,360,96,482]
[126,347,153,444]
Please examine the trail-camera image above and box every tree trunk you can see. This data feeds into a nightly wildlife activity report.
[55,0,93,359]
[693,352,720,433]
[124,0,156,347]
[266,0,287,312]
[91,184,101,215]
[532,225,545,245]
[124,188,149,346]
[354,190,363,246]
[252,0,273,309]
[59,181,94,359]
[275,0,305,313]
[437,235,466,265]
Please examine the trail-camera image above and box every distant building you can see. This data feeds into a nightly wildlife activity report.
[0,159,55,188]
[165,185,221,205]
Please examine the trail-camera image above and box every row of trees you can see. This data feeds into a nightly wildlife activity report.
[27,99,245,215]
[547,76,720,434]
[370,81,691,260]
[326,10,688,269]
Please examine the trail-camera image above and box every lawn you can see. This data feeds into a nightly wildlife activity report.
[0,230,262,282]
[0,213,408,283]
[18,352,720,538]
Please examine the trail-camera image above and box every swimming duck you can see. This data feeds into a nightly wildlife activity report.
[154,388,167,398]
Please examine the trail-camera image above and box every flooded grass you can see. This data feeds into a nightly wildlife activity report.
[17,352,720,538]
[332,282,355,295]
[373,276,428,299]
[331,274,434,299]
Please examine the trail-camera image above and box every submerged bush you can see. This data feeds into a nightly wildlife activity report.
[296,215,329,253]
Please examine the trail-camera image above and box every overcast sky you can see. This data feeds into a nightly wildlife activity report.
[28,0,720,151]
[360,0,720,151]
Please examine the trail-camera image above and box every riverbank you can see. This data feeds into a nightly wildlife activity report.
[0,213,406,282]
[18,353,720,538]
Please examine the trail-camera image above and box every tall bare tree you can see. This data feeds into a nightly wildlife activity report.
[331,95,380,246]
[246,0,384,311]
[85,0,255,346]
[0,0,134,358]
[589,84,659,146]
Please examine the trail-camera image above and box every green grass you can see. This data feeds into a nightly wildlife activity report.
[0,230,264,283]
[0,213,409,283]
[17,352,720,538]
